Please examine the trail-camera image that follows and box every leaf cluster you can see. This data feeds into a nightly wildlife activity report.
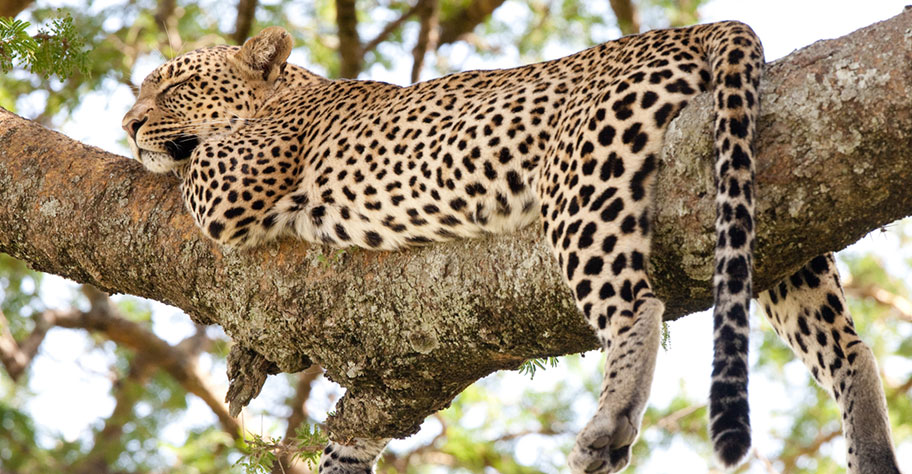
[234,422,328,473]
[0,13,88,78]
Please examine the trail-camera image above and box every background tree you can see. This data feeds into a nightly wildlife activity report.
[1,1,910,473]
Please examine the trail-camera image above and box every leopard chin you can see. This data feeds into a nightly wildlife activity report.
[131,135,199,174]
[138,149,182,174]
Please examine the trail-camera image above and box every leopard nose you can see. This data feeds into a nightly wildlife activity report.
[124,117,148,139]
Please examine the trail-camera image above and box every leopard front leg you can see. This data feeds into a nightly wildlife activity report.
[760,254,900,473]
[537,80,676,472]
[539,160,664,471]
[541,195,663,473]
[318,438,390,474]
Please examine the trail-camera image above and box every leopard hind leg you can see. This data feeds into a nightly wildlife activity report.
[759,254,900,474]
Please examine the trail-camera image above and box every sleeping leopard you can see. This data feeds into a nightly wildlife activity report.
[122,24,901,473]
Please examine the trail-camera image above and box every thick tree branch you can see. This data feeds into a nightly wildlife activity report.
[0,12,910,441]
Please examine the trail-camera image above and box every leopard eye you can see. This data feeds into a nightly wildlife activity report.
[161,75,196,95]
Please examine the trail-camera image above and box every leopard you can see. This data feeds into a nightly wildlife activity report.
[122,24,901,473]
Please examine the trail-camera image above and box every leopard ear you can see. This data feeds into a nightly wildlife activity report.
[232,26,293,82]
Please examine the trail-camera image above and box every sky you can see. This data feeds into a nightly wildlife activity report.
[10,0,912,473]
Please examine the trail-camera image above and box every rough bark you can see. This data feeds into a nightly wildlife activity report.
[0,11,911,441]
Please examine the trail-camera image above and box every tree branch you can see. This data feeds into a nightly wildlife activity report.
[75,353,156,474]
[335,0,362,78]
[778,428,841,472]
[0,309,50,381]
[0,0,34,19]
[0,12,910,441]
[154,0,182,55]
[844,279,912,322]
[437,0,506,46]
[609,0,639,35]
[0,287,243,438]
[49,303,242,436]
[232,0,259,44]
[668,0,700,28]
[410,0,439,83]
[283,366,323,441]
[272,365,323,474]
[362,1,424,56]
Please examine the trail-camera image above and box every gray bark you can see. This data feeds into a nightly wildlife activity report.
[0,10,910,440]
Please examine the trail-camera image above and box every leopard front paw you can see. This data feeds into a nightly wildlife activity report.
[568,411,639,473]
[318,439,388,474]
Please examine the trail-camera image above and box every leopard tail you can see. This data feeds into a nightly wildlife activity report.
[699,21,764,467]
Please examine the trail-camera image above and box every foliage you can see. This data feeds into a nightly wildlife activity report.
[517,356,560,379]
[235,423,328,473]
[0,13,88,78]
[0,253,43,339]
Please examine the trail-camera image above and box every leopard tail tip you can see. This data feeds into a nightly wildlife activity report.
[712,429,751,469]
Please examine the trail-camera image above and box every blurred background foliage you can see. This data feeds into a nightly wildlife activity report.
[1,0,910,473]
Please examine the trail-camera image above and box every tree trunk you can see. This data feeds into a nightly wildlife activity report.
[0,11,910,440]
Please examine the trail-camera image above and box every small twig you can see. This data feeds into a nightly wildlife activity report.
[752,447,782,474]
[654,403,705,431]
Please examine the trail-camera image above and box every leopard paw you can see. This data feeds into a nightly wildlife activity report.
[318,438,388,474]
[568,411,639,473]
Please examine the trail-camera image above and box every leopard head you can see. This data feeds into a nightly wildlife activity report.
[122,27,293,174]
